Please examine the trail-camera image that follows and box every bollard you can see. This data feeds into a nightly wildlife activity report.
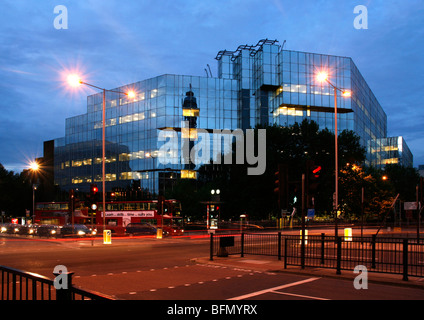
[103,229,112,244]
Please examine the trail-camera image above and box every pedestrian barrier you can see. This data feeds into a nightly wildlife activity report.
[0,265,114,300]
[209,232,424,281]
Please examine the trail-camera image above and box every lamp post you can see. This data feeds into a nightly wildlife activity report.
[29,161,39,225]
[316,72,351,237]
[67,74,135,235]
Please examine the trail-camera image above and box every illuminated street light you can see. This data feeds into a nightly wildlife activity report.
[127,90,136,99]
[66,74,136,239]
[67,74,82,87]
[316,71,352,237]
[342,90,352,97]
[316,72,328,82]
[29,161,39,171]
[29,161,40,225]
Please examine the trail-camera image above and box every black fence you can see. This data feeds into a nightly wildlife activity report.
[210,232,424,281]
[0,265,114,300]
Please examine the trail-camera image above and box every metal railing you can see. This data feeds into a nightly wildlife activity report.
[0,265,114,300]
[209,233,424,281]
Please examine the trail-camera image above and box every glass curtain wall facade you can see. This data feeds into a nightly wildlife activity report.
[54,39,406,192]
[216,40,388,164]
[367,136,413,168]
[54,75,238,192]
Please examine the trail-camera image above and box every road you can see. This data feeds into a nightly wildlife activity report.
[1,234,424,304]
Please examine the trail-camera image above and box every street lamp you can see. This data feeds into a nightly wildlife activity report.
[316,71,351,237]
[29,161,40,225]
[67,74,135,235]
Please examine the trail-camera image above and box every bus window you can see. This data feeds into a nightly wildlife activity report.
[135,202,145,210]
[163,218,183,228]
[107,219,118,226]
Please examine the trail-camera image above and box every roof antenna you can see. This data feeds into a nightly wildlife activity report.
[204,68,209,77]
[207,64,213,77]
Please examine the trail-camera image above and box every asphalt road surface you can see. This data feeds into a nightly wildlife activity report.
[1,234,424,303]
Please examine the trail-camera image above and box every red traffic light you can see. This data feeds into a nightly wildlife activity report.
[312,166,322,178]
[90,184,98,193]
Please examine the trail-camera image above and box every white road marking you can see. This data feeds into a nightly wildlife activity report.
[227,277,321,300]
[270,290,330,300]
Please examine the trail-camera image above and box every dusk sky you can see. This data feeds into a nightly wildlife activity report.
[1,0,423,172]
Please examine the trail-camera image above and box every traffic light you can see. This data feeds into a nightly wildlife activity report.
[274,164,288,210]
[288,182,301,209]
[306,160,321,195]
[89,184,98,211]
[90,184,98,196]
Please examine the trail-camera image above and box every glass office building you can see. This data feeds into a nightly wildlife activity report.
[52,39,411,192]
[367,136,413,168]
[54,75,240,192]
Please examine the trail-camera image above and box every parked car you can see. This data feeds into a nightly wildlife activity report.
[20,224,40,236]
[0,223,14,234]
[5,223,23,234]
[27,224,41,236]
[125,223,167,236]
[60,224,94,237]
[18,225,34,235]
[37,224,61,237]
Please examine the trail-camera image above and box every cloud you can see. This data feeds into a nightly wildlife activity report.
[0,0,423,170]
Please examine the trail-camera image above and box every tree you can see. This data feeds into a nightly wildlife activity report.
[338,164,394,221]
[180,119,367,221]
[383,164,419,202]
[0,164,32,219]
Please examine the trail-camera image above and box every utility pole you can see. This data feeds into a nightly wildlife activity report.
[301,173,306,269]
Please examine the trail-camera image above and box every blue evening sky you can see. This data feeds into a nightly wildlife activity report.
[0,0,423,172]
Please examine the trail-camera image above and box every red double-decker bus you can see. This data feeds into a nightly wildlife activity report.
[34,199,184,237]
[94,199,184,236]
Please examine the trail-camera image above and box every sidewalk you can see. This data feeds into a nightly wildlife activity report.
[193,255,424,290]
